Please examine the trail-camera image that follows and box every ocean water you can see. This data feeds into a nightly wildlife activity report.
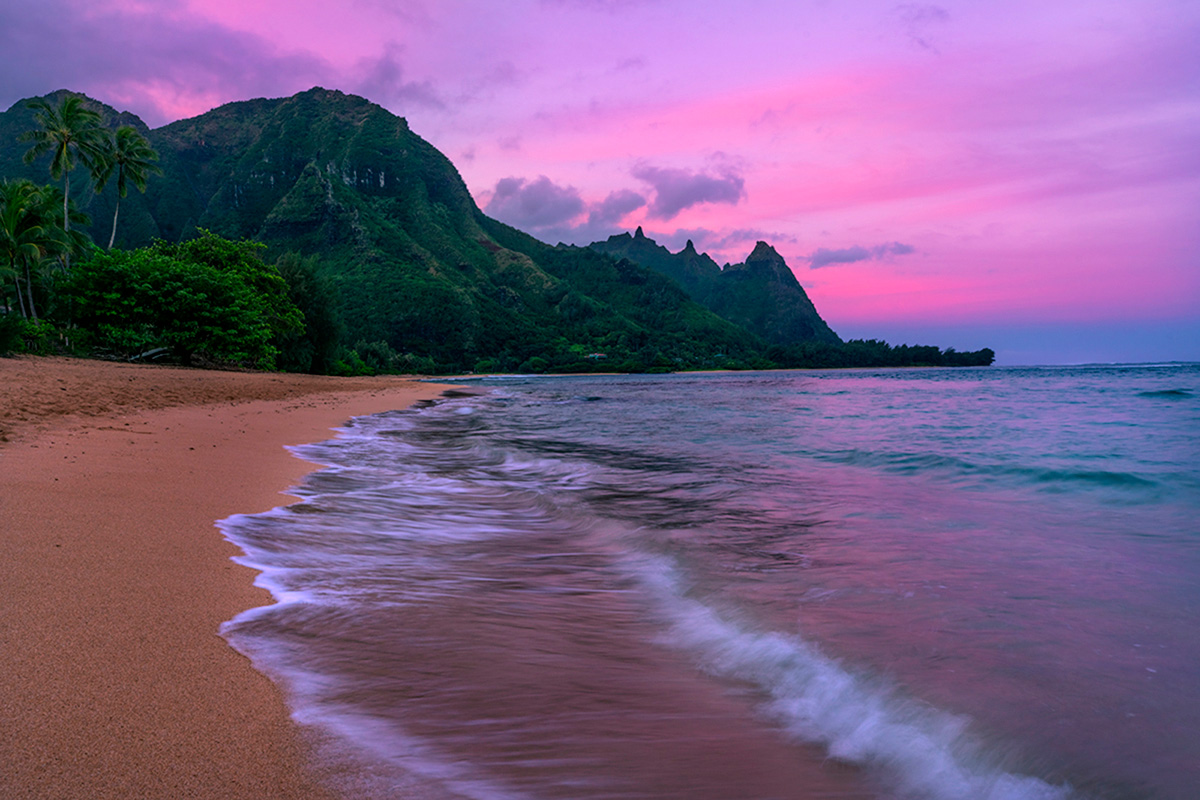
[219,365,1200,800]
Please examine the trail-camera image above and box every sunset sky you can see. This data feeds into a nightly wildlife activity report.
[3,0,1197,364]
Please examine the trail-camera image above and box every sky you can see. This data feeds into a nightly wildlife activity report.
[2,0,1197,364]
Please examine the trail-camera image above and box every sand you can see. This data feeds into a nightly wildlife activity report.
[0,356,452,799]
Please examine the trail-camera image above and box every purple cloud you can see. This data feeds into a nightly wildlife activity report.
[483,178,647,245]
[482,176,652,245]
[587,189,647,226]
[353,43,444,109]
[630,164,746,220]
[893,4,951,52]
[485,176,586,229]
[808,241,916,269]
[0,0,334,126]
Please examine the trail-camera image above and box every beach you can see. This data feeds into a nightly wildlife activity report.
[0,356,448,799]
[4,361,1197,800]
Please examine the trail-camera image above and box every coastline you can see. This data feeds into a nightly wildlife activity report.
[0,356,451,799]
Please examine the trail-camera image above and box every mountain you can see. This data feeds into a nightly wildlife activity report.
[589,228,841,346]
[1,89,766,371]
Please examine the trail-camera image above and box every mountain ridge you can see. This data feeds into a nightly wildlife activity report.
[588,228,841,347]
[1,88,771,372]
[2,87,992,371]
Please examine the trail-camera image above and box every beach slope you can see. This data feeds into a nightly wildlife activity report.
[0,356,448,799]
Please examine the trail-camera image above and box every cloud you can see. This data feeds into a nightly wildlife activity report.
[807,241,916,269]
[631,163,746,220]
[892,3,950,52]
[353,43,444,109]
[0,0,447,126]
[895,3,950,25]
[482,177,647,245]
[0,0,335,126]
[587,189,647,227]
[809,245,872,268]
[485,176,586,229]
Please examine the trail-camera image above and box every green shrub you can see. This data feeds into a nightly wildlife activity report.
[355,339,400,373]
[68,245,286,367]
[20,319,62,355]
[0,312,26,354]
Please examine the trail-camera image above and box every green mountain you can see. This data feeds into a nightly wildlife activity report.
[589,228,841,346]
[2,88,766,372]
[3,87,992,371]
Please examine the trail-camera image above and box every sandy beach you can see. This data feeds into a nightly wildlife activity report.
[0,356,450,799]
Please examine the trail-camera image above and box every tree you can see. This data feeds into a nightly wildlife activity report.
[20,95,108,242]
[93,125,161,249]
[68,233,305,368]
[0,179,44,319]
[70,248,273,366]
[0,179,76,322]
[274,252,344,373]
[149,231,303,345]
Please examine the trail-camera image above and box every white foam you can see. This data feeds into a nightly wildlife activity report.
[629,553,1079,800]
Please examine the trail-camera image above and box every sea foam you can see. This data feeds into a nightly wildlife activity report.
[629,552,1080,800]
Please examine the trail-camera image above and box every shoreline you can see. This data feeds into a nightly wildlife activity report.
[0,356,451,799]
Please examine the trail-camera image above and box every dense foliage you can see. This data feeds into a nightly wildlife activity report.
[1,177,88,330]
[68,234,301,368]
[273,251,344,374]
[767,339,995,369]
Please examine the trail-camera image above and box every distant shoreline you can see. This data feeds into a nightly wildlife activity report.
[0,355,451,799]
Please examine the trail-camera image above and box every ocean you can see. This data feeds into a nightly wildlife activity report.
[219,364,1200,800]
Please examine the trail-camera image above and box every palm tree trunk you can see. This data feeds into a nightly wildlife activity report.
[108,196,121,250]
[62,172,71,270]
[24,262,38,323]
[62,174,70,234]
[11,265,28,319]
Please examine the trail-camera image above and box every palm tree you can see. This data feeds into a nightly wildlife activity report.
[20,95,108,241]
[0,180,88,323]
[0,179,65,322]
[93,125,161,249]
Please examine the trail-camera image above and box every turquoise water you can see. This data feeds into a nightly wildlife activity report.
[221,365,1200,800]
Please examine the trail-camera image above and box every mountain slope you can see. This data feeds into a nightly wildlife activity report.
[1,89,765,371]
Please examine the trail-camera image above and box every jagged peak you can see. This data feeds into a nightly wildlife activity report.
[747,241,783,261]
[634,226,646,239]
[727,241,800,287]
[683,239,696,253]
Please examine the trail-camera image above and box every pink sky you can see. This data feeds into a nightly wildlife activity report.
[3,0,1197,363]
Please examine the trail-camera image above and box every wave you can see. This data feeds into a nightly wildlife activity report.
[213,377,1195,799]
[629,552,1080,800]
[1137,389,1193,399]
[819,448,1160,495]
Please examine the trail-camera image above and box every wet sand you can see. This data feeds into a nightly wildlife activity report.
[0,356,449,799]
